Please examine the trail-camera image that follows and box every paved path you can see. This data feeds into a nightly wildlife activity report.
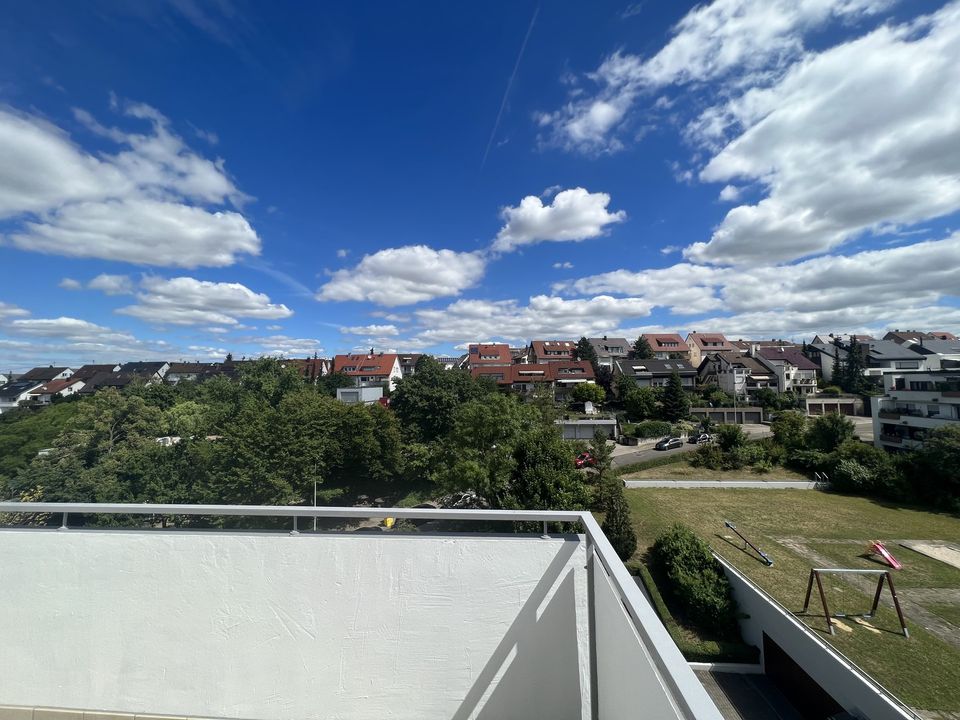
[625,479,819,489]
[611,425,773,468]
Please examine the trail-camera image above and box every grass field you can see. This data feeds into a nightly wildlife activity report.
[624,488,960,712]
[621,460,808,481]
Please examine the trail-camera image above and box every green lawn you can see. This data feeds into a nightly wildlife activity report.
[624,488,960,712]
[807,541,960,589]
[929,603,960,628]
[621,460,808,481]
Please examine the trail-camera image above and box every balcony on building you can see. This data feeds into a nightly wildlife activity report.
[0,503,721,720]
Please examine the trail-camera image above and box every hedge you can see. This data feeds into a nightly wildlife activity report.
[613,452,687,477]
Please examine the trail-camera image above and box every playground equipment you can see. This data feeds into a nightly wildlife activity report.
[724,520,773,566]
[868,540,903,570]
[801,568,909,637]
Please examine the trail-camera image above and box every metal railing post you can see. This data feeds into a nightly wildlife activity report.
[59,512,68,530]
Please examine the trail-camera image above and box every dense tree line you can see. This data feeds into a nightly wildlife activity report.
[2,357,591,521]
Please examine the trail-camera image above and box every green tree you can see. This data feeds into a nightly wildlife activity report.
[506,426,589,511]
[574,337,599,367]
[660,371,690,422]
[317,371,355,397]
[571,382,606,406]
[913,425,960,508]
[806,412,855,452]
[715,424,747,452]
[588,427,613,481]
[842,342,868,394]
[601,479,637,561]
[391,357,490,441]
[771,410,807,450]
[632,336,654,359]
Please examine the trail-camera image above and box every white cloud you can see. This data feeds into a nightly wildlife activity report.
[718,185,741,202]
[0,302,29,320]
[88,273,134,295]
[493,188,626,252]
[317,245,487,306]
[337,248,349,258]
[686,4,960,264]
[58,278,82,290]
[0,101,260,267]
[553,261,574,269]
[254,334,324,357]
[340,324,399,336]
[409,294,653,345]
[537,0,893,153]
[117,276,293,326]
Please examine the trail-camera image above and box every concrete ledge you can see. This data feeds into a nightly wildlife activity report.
[624,480,819,489]
[688,662,764,674]
[0,710,191,720]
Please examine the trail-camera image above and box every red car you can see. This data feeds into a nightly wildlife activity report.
[574,452,596,469]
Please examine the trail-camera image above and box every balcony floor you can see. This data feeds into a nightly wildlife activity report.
[695,670,802,720]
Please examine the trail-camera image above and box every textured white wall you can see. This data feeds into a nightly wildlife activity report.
[0,530,590,720]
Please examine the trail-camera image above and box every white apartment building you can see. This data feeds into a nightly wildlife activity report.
[873,370,960,450]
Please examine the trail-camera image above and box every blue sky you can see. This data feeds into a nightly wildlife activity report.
[1,0,959,370]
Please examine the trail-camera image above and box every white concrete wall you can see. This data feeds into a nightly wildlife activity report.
[593,560,692,720]
[0,530,590,720]
[717,557,913,720]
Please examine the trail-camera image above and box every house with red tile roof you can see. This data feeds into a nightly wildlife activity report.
[464,343,512,369]
[685,332,740,366]
[333,352,402,390]
[640,334,690,361]
[471,360,595,402]
[28,377,85,405]
[528,340,577,364]
[754,346,819,395]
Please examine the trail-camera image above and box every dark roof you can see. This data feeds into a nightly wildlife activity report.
[71,365,119,381]
[0,379,45,400]
[619,358,697,377]
[756,347,819,370]
[167,362,217,374]
[20,367,71,382]
[119,362,168,376]
[883,330,933,345]
[587,338,631,356]
[79,372,140,392]
[861,340,926,362]
[902,339,960,355]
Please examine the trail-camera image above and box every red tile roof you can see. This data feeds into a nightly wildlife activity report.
[686,332,737,351]
[529,340,577,361]
[471,361,595,385]
[30,378,83,395]
[756,346,819,370]
[333,353,398,377]
[641,333,689,351]
[466,343,512,366]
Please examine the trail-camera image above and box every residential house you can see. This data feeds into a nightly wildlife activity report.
[528,340,577,364]
[0,373,9,385]
[685,332,739,366]
[70,364,121,382]
[464,343,512,369]
[333,353,403,390]
[436,356,460,370]
[697,353,776,402]
[20,366,74,383]
[730,339,798,353]
[640,333,690,361]
[860,341,928,378]
[883,330,934,345]
[930,331,958,341]
[899,339,960,370]
[398,354,423,378]
[79,372,142,394]
[873,369,960,451]
[753,347,819,395]
[28,377,86,405]
[0,379,45,413]
[471,360,595,403]
[165,362,220,385]
[280,358,330,383]
[119,362,170,383]
[588,337,630,368]
[615,358,696,391]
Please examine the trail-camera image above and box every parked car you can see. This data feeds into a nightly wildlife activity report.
[574,452,596,468]
[688,433,712,444]
[655,437,683,451]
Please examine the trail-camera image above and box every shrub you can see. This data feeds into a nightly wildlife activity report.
[806,412,855,453]
[832,459,874,492]
[689,443,725,470]
[752,459,773,474]
[652,524,739,637]
[786,448,831,473]
[715,424,747,452]
[771,410,807,450]
[633,420,673,438]
[820,385,842,396]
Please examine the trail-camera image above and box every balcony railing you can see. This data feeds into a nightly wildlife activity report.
[0,501,721,720]
[877,410,901,420]
[879,433,903,444]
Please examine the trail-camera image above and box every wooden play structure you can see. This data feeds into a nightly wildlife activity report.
[801,568,909,637]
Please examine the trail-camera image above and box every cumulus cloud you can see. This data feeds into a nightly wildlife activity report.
[254,334,325,357]
[58,278,82,290]
[718,185,741,202]
[408,294,653,345]
[493,187,625,252]
[686,3,960,264]
[117,276,293,325]
[88,273,135,295]
[0,302,29,320]
[0,101,260,267]
[536,0,893,153]
[553,261,574,269]
[317,245,487,306]
[340,324,399,336]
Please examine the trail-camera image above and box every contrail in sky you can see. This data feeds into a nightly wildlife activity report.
[481,3,540,169]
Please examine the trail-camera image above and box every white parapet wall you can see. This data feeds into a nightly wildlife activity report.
[0,529,591,720]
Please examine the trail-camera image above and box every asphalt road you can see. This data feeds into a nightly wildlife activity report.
[611,442,696,468]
